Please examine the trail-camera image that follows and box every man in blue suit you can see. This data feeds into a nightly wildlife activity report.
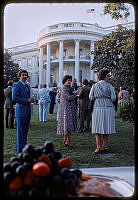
[12,70,34,152]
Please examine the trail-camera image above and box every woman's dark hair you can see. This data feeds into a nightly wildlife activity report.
[82,79,89,85]
[98,69,110,80]
[7,80,13,86]
[43,84,47,88]
[17,69,28,78]
[62,75,72,85]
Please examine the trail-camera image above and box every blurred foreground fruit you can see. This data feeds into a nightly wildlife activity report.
[32,162,50,177]
[24,170,34,185]
[58,157,73,168]
[9,176,23,190]
[3,141,82,197]
[39,154,52,166]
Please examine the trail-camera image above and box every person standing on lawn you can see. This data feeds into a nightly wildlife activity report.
[4,80,15,129]
[12,69,34,153]
[49,87,57,114]
[57,75,78,147]
[118,86,130,107]
[77,79,91,133]
[71,78,78,91]
[89,69,116,154]
[38,84,50,122]
[71,78,78,108]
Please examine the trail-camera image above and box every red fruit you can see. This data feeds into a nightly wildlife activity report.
[24,170,34,185]
[58,157,73,168]
[39,154,52,166]
[32,162,50,177]
[9,176,23,190]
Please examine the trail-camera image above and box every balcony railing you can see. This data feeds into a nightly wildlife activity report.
[66,55,75,59]
[44,55,90,62]
[39,22,107,37]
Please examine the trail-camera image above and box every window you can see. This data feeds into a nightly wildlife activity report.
[27,58,32,68]
[17,60,21,67]
[50,74,53,83]
[63,49,67,58]
[37,57,39,67]
[79,49,83,57]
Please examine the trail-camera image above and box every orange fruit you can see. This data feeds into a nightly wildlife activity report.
[39,154,52,166]
[58,157,73,168]
[24,170,34,185]
[9,176,23,190]
[32,162,50,177]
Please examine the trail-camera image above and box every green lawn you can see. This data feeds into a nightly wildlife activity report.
[4,105,135,168]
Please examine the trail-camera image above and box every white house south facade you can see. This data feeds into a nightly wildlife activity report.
[7,21,134,88]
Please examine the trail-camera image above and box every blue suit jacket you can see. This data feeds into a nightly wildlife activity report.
[12,81,31,117]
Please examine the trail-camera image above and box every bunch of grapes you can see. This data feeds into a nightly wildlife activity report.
[3,141,82,197]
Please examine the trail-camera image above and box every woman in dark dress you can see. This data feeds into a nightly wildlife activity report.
[57,75,78,147]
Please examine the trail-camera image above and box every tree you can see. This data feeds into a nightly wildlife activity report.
[103,3,130,20]
[91,25,135,90]
[4,50,20,88]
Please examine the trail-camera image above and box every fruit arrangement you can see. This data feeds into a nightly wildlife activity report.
[3,141,82,197]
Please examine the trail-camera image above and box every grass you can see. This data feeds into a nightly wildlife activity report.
[4,105,135,169]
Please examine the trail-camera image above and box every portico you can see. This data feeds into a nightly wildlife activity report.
[38,38,95,87]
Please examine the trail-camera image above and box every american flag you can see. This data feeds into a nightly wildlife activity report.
[86,9,95,13]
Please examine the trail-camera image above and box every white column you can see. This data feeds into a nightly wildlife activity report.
[58,40,64,87]
[90,41,95,81]
[75,39,80,86]
[39,46,44,86]
[46,43,51,88]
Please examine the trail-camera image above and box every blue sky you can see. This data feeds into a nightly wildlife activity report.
[4,3,135,48]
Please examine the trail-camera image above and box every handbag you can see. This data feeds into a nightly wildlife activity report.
[89,98,95,112]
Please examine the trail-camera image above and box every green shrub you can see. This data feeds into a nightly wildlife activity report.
[118,99,135,123]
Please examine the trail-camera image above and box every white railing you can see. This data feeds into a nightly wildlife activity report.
[39,22,107,37]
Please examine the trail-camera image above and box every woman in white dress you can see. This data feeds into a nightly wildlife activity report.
[89,69,116,154]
